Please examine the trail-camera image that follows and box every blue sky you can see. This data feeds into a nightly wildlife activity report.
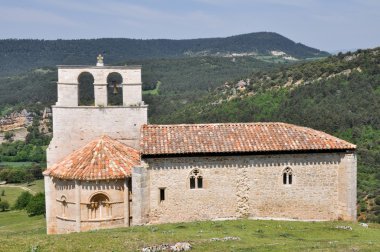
[0,0,379,51]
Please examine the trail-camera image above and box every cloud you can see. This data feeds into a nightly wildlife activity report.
[0,6,77,27]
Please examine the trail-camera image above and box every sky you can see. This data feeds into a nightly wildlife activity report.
[0,0,379,51]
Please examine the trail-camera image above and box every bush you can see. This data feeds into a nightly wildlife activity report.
[26,193,45,216]
[14,191,32,210]
[375,196,380,206]
[0,200,9,211]
[373,205,380,215]
[4,131,15,142]
[0,168,28,183]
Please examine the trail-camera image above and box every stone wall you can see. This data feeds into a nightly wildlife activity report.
[144,152,356,224]
[47,106,147,166]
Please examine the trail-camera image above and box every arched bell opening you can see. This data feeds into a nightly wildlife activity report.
[107,72,123,106]
[78,72,95,106]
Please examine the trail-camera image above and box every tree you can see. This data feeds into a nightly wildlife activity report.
[4,131,15,142]
[0,200,9,211]
[14,191,32,210]
[26,193,45,216]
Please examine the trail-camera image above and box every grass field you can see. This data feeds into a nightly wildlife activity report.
[21,179,45,193]
[0,179,44,208]
[0,179,379,251]
[0,186,25,206]
[0,209,379,252]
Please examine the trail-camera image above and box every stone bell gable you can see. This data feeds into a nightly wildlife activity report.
[46,62,147,167]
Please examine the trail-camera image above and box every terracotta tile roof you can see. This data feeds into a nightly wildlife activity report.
[141,122,356,156]
[44,135,140,180]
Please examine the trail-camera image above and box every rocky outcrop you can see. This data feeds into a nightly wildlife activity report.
[0,109,33,132]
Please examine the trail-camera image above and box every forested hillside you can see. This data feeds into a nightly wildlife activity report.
[157,48,380,222]
[0,56,279,119]
[0,32,328,76]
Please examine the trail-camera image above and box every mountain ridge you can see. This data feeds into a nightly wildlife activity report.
[0,32,328,76]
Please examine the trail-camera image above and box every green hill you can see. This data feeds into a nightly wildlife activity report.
[0,32,328,76]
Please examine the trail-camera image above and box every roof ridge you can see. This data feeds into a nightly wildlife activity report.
[143,122,288,128]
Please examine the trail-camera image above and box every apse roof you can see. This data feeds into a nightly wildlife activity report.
[43,135,140,180]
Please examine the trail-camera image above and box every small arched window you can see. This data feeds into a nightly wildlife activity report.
[88,193,111,219]
[61,196,67,217]
[283,167,293,185]
[189,169,203,189]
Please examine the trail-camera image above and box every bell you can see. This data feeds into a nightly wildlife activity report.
[113,83,118,95]
[111,80,118,95]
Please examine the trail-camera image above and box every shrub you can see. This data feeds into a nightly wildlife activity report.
[373,206,380,215]
[0,168,27,183]
[26,193,45,216]
[375,196,380,206]
[14,191,32,210]
[0,200,9,211]
[4,131,15,142]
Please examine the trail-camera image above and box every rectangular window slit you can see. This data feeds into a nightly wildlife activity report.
[160,188,165,202]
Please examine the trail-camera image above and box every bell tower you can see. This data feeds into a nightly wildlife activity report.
[46,56,148,166]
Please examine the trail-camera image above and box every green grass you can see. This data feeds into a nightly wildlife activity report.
[0,210,379,252]
[21,179,45,194]
[0,186,26,206]
[0,210,45,235]
[0,179,44,207]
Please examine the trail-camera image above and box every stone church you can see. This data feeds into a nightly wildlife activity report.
[43,57,357,234]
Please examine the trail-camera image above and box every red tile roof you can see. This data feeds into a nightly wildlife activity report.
[141,122,356,156]
[44,135,140,180]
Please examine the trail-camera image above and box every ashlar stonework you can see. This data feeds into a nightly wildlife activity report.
[44,58,357,234]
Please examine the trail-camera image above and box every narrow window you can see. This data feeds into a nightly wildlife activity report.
[61,196,67,217]
[160,188,165,202]
[282,167,293,185]
[197,176,203,188]
[190,177,196,189]
[189,169,203,189]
